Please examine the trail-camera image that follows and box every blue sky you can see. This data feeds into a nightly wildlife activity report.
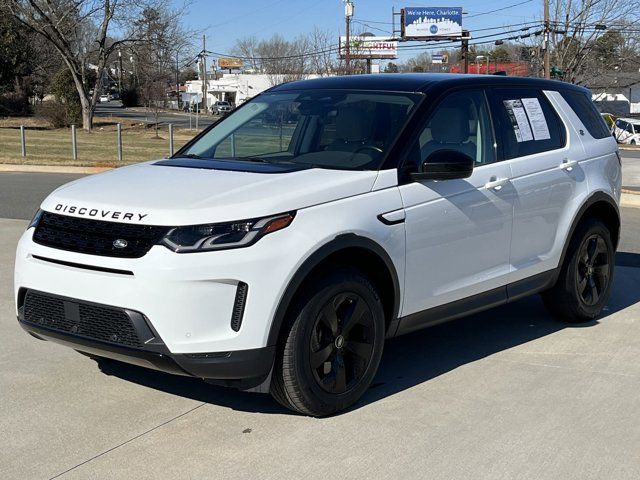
[177,0,542,62]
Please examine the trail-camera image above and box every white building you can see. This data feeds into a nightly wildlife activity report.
[184,73,323,111]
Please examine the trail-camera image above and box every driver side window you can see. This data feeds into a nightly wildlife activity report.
[407,90,495,170]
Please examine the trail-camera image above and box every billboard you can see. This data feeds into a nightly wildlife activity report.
[431,53,449,64]
[218,57,244,69]
[402,7,463,39]
[339,36,398,59]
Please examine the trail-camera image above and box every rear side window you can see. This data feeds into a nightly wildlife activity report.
[562,90,611,139]
[488,88,565,160]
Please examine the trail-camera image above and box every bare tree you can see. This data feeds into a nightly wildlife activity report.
[232,30,341,84]
[6,0,193,131]
[550,0,640,83]
[232,36,260,71]
[257,34,312,85]
[308,27,338,76]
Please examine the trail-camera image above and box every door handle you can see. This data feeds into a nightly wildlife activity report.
[378,209,406,225]
[560,159,578,171]
[485,177,509,191]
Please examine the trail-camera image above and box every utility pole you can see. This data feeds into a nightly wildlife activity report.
[344,0,354,75]
[201,35,208,113]
[176,51,180,110]
[118,50,123,97]
[543,0,550,79]
[461,31,470,74]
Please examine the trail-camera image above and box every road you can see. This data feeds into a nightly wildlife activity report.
[95,101,217,129]
[621,148,640,191]
[1,168,640,479]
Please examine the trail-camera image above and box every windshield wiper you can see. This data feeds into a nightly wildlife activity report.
[239,155,275,163]
[181,153,206,159]
[239,155,296,165]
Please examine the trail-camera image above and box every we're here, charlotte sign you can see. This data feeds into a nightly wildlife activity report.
[402,7,463,39]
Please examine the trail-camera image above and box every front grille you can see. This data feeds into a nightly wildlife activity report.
[33,211,170,258]
[23,290,143,347]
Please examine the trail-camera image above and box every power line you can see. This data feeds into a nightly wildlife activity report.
[179,17,622,68]
[466,0,534,18]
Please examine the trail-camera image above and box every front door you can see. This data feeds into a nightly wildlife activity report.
[399,89,514,318]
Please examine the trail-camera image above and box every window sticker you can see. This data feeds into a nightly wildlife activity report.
[521,98,551,140]
[503,99,533,143]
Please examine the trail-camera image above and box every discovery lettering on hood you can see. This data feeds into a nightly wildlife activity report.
[54,204,148,221]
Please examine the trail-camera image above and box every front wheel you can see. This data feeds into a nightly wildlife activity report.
[542,218,614,322]
[270,269,385,416]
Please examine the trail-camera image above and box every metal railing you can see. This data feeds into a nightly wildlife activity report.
[15,123,179,162]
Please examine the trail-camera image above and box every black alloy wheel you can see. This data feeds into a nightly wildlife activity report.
[576,234,611,307]
[542,218,615,322]
[270,268,385,417]
[309,293,375,395]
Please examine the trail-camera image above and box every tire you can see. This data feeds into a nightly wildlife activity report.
[542,218,615,322]
[270,268,385,417]
[632,140,637,145]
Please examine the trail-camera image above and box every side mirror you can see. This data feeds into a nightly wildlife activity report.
[410,149,474,181]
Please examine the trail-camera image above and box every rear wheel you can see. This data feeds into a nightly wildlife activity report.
[543,218,614,322]
[270,269,385,416]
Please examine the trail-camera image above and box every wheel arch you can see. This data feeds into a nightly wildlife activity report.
[559,191,620,269]
[266,234,401,347]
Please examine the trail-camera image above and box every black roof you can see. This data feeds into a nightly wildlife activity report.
[271,73,589,95]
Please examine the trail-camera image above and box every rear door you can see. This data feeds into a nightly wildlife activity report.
[487,87,589,284]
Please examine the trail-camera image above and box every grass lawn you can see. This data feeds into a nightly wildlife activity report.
[0,117,198,167]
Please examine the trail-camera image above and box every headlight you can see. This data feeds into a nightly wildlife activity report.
[160,212,295,253]
[27,209,43,230]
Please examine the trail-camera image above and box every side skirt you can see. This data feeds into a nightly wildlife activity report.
[392,268,559,337]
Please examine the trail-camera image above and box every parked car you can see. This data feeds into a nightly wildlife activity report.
[15,74,621,416]
[613,117,640,144]
[99,94,110,103]
[212,100,233,115]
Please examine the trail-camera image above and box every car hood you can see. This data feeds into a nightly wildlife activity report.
[41,160,381,226]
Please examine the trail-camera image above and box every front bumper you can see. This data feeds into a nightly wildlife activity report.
[17,289,274,389]
[14,226,301,354]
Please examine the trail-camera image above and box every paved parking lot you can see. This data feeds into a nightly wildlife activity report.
[2,172,640,479]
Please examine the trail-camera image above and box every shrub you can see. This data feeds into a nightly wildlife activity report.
[0,93,30,116]
[120,88,139,107]
[35,101,71,128]
[51,69,82,125]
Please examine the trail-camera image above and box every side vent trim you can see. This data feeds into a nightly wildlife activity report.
[231,282,248,332]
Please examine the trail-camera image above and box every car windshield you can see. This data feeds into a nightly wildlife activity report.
[180,89,421,170]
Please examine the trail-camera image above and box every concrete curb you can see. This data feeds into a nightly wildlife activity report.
[0,164,112,174]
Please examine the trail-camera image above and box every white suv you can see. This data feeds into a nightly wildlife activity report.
[15,74,621,416]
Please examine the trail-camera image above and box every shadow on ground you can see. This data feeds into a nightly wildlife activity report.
[95,253,640,416]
